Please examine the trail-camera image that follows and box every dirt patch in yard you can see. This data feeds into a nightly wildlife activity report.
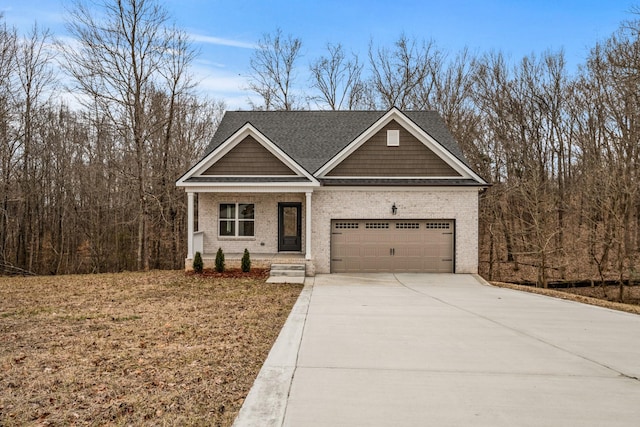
[0,270,302,426]
[490,281,640,315]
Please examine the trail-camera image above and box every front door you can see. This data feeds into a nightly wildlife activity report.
[278,203,302,252]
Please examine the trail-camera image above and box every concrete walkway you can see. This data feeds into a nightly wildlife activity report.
[234,273,640,426]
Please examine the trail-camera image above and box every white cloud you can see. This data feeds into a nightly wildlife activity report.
[191,63,244,89]
[189,64,253,109]
[224,94,259,111]
[189,33,256,49]
[195,58,229,69]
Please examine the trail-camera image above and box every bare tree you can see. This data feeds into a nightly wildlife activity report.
[368,34,439,109]
[471,51,576,287]
[0,15,18,267]
[573,18,640,299]
[0,8,220,275]
[247,28,303,110]
[62,0,197,271]
[309,43,365,110]
[15,24,57,271]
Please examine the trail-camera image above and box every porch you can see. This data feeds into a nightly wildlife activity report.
[185,190,315,275]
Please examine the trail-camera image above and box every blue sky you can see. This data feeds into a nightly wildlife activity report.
[1,0,636,108]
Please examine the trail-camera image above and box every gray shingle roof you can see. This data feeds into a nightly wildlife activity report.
[203,110,470,174]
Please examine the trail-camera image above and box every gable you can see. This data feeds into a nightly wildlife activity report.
[176,122,320,188]
[326,120,461,177]
[315,108,487,185]
[202,135,296,176]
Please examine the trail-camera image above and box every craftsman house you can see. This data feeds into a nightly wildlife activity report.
[176,107,488,275]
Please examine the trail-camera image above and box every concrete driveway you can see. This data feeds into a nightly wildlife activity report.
[234,274,640,426]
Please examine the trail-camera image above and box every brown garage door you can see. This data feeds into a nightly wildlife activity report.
[330,220,454,273]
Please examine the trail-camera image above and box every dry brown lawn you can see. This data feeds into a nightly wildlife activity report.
[0,270,302,426]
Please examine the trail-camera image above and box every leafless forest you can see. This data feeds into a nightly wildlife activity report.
[1,0,639,287]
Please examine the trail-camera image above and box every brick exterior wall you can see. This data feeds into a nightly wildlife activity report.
[192,187,479,275]
[310,187,479,274]
[198,192,305,255]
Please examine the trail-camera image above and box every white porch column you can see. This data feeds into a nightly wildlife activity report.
[305,191,312,260]
[187,192,194,259]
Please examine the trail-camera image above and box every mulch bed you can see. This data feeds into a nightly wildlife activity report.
[186,268,270,279]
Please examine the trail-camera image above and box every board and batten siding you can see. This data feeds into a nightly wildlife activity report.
[327,121,460,177]
[203,136,296,176]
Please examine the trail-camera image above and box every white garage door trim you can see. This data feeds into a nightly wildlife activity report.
[330,219,455,273]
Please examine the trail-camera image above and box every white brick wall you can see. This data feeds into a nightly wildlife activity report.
[194,187,479,274]
[198,193,305,255]
[310,187,479,274]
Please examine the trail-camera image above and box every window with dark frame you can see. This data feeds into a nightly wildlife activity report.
[219,203,254,237]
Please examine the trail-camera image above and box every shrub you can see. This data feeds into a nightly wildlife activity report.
[193,251,203,274]
[215,248,225,272]
[241,248,251,272]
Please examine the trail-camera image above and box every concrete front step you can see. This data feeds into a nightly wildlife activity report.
[271,263,306,271]
[270,270,305,277]
[266,276,306,284]
[267,263,306,284]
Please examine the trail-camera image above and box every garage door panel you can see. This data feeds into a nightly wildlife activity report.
[331,220,454,273]
[395,256,423,272]
[394,244,423,258]
[396,233,423,244]
[343,258,361,272]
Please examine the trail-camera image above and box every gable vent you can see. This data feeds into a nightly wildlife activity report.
[387,129,400,146]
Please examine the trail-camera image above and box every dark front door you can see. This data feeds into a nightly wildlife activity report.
[278,203,302,252]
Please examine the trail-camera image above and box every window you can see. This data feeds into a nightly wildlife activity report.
[335,222,359,229]
[396,222,420,229]
[219,203,254,237]
[365,222,389,229]
[425,222,450,229]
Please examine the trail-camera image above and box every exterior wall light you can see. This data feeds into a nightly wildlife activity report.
[392,203,397,215]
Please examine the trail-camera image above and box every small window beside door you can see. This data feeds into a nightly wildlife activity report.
[219,203,254,237]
